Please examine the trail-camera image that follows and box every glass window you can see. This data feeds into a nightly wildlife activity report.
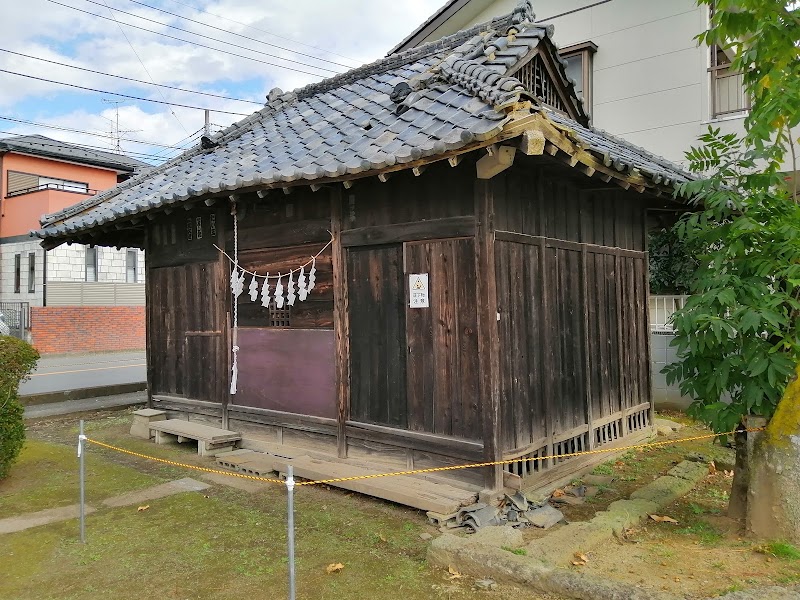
[126,250,138,283]
[85,246,98,282]
[559,41,597,117]
[28,253,35,293]
[14,254,21,293]
[38,177,89,193]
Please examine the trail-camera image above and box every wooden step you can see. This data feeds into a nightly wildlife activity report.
[272,455,477,514]
[150,420,241,443]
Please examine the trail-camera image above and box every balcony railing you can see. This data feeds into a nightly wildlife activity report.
[710,66,751,117]
[6,183,97,198]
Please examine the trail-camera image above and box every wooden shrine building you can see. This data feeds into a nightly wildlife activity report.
[36,1,690,496]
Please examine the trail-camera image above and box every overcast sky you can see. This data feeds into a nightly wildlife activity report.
[0,0,444,165]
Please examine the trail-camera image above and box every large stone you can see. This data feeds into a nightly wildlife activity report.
[130,408,166,439]
[525,505,564,529]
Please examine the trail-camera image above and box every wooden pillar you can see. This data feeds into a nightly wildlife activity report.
[331,187,350,459]
[475,179,503,491]
[144,227,154,410]
[539,237,554,467]
[581,244,595,449]
[219,207,231,430]
[643,250,654,430]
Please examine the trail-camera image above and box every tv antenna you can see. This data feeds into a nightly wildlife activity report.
[101,99,141,153]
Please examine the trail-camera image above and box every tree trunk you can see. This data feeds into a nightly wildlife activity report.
[745,366,800,543]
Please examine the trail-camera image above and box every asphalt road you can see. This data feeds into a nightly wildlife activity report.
[23,390,147,419]
[18,351,147,396]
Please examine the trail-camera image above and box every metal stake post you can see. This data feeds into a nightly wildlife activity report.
[77,419,87,544]
[286,465,296,600]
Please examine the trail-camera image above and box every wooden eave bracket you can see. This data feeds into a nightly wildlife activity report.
[514,114,654,194]
[476,144,516,179]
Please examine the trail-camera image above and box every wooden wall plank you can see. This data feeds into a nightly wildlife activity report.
[475,179,503,489]
[331,188,350,458]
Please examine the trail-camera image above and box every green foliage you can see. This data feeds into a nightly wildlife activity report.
[665,129,800,433]
[665,0,800,434]
[649,227,702,294]
[0,336,39,479]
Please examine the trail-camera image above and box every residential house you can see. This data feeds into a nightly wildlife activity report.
[0,134,148,352]
[35,1,692,505]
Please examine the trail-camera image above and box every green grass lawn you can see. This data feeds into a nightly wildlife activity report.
[0,416,559,600]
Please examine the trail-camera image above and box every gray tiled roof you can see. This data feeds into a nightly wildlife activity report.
[36,1,689,242]
[0,134,149,172]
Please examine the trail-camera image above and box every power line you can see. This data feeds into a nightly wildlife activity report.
[0,48,262,105]
[45,0,331,79]
[0,69,253,116]
[0,129,176,162]
[0,115,194,150]
[149,126,205,159]
[77,0,341,74]
[123,0,353,70]
[98,0,190,135]
[161,0,363,66]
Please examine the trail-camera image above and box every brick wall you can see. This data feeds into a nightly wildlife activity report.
[30,306,145,354]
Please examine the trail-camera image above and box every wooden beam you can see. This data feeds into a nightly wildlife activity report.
[331,187,350,460]
[310,184,323,192]
[476,145,516,179]
[544,142,559,156]
[256,189,269,199]
[282,187,292,195]
[342,180,355,189]
[412,165,426,177]
[448,155,462,168]
[474,179,503,491]
[377,172,391,183]
[204,198,217,206]
[341,216,475,248]
[519,129,546,156]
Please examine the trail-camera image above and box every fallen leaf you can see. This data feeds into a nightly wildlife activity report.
[137,505,150,512]
[724,470,734,478]
[648,514,678,524]
[551,488,565,498]
[447,565,462,580]
[326,563,344,574]
[378,533,387,543]
[571,552,589,566]
[708,461,717,474]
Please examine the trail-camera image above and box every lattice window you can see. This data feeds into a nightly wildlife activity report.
[594,419,623,447]
[504,445,550,478]
[269,302,291,327]
[552,432,589,465]
[627,407,651,433]
[515,56,567,112]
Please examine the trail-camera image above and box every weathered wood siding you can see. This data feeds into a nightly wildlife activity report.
[493,162,651,459]
[148,261,225,403]
[495,166,647,251]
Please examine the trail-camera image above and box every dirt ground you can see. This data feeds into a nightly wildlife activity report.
[518,412,800,598]
[3,409,799,599]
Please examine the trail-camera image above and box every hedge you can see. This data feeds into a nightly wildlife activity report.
[0,336,39,479]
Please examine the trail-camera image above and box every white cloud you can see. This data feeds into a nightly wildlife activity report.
[0,0,444,159]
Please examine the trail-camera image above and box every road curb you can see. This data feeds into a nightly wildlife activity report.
[20,382,147,406]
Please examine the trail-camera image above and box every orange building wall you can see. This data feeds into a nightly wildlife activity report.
[0,152,119,238]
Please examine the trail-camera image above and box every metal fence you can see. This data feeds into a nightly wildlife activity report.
[0,301,30,339]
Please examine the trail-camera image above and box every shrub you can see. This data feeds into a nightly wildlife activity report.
[0,336,39,479]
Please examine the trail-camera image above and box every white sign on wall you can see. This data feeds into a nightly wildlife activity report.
[409,273,429,308]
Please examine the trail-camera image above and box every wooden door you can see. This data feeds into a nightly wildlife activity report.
[347,244,407,427]
[404,238,481,440]
[149,261,225,403]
